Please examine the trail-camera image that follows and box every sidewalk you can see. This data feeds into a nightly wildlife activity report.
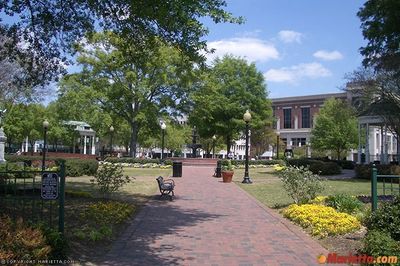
[101,166,328,266]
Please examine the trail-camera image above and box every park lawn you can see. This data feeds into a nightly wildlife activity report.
[234,167,382,208]
[66,167,171,201]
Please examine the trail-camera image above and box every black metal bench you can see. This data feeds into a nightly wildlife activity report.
[156,176,175,200]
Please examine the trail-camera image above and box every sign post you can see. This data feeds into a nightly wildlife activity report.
[41,173,59,200]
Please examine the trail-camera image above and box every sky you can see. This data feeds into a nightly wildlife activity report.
[202,0,367,98]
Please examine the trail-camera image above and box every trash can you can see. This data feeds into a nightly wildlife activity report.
[215,160,222,177]
[172,161,182,177]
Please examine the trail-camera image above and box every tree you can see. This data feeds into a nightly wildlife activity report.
[310,98,358,160]
[72,32,195,157]
[358,0,400,72]
[189,56,272,154]
[0,1,241,86]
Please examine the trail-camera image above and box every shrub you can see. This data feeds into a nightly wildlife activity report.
[218,159,285,167]
[278,165,325,204]
[355,164,400,179]
[0,215,51,260]
[365,197,400,241]
[362,230,400,265]
[325,194,364,214]
[287,159,341,175]
[61,159,98,177]
[283,204,361,237]
[94,163,131,196]
[335,160,355,169]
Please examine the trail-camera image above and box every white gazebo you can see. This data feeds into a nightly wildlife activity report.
[64,121,97,155]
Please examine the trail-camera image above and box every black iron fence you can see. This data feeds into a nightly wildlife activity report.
[0,162,65,233]
[371,166,400,212]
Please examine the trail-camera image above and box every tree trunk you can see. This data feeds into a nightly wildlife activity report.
[30,142,35,156]
[129,121,139,157]
[226,135,231,157]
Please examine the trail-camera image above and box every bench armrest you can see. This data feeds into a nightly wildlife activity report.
[163,179,175,185]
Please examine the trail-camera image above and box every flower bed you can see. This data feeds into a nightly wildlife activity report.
[283,204,361,237]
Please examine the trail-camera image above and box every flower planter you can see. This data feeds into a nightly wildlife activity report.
[221,171,234,183]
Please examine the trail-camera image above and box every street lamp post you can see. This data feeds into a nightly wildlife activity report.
[109,125,114,155]
[212,135,216,159]
[42,120,49,171]
[242,110,252,184]
[161,122,166,161]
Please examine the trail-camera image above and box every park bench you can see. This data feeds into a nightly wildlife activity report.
[156,176,175,200]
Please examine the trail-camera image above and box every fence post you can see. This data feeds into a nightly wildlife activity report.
[58,161,65,234]
[371,164,378,212]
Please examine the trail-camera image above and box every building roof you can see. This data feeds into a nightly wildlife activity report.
[271,92,347,104]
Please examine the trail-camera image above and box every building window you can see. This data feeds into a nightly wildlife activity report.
[292,138,307,147]
[283,108,292,129]
[301,107,310,128]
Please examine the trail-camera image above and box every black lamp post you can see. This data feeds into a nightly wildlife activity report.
[161,122,166,161]
[242,110,252,184]
[42,120,49,171]
[212,135,216,159]
[109,125,114,155]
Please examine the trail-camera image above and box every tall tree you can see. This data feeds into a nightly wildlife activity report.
[73,32,195,157]
[0,1,241,87]
[358,0,400,72]
[189,56,272,154]
[311,98,358,160]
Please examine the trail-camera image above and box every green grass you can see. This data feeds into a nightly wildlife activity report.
[65,167,171,202]
[235,168,386,208]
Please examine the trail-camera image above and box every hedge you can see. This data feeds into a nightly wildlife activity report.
[4,155,98,177]
[218,159,285,167]
[105,157,173,165]
[355,164,400,179]
[287,158,342,175]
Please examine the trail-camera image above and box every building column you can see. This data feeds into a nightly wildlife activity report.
[276,117,280,130]
[91,136,96,155]
[384,125,388,163]
[294,115,298,129]
[83,135,87,155]
[357,122,362,164]
[25,136,29,153]
[365,123,370,164]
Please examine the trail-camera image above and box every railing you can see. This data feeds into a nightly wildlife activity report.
[371,165,400,212]
[0,162,65,233]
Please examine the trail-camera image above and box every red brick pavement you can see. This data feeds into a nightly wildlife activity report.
[101,166,328,266]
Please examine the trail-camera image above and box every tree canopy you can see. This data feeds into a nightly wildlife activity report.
[358,0,400,72]
[189,56,272,154]
[0,0,242,88]
[310,98,358,160]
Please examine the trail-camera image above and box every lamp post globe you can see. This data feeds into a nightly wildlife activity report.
[42,120,49,171]
[242,110,252,184]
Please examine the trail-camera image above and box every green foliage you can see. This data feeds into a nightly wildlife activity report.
[287,159,341,175]
[310,98,358,160]
[358,0,400,72]
[65,190,93,198]
[365,197,400,241]
[105,157,173,166]
[325,194,364,214]
[221,160,234,171]
[94,164,131,195]
[75,201,134,241]
[189,56,272,154]
[278,165,325,204]
[1,0,241,89]
[0,215,51,260]
[40,227,68,260]
[218,159,285,166]
[362,230,400,265]
[355,164,400,179]
[62,159,98,177]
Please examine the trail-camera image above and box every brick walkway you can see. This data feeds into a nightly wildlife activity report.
[101,166,328,266]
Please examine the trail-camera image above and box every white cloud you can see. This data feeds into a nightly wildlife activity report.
[264,62,332,83]
[206,37,279,63]
[313,50,343,61]
[278,30,303,44]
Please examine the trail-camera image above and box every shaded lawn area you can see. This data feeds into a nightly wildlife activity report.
[234,168,382,208]
[66,167,172,202]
